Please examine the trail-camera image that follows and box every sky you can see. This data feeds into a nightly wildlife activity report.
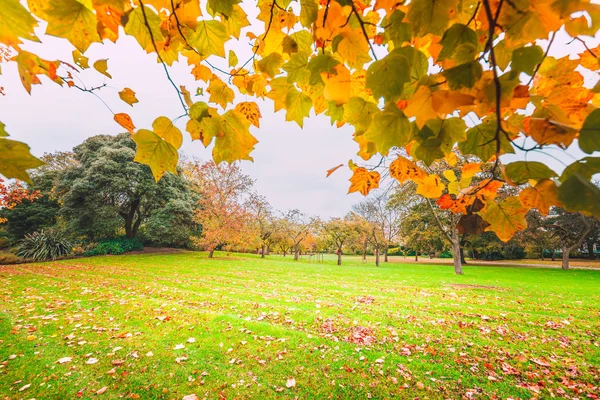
[0,4,598,218]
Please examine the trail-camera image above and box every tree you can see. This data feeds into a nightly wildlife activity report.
[190,161,255,258]
[280,210,313,261]
[247,194,275,258]
[322,216,358,266]
[0,177,41,225]
[546,209,592,270]
[272,221,293,257]
[0,196,60,240]
[57,134,193,240]
[2,0,600,243]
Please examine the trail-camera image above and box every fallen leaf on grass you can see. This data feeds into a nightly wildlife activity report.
[182,395,199,400]
[56,357,72,364]
[146,351,154,357]
[286,377,296,388]
[86,358,99,364]
[531,358,551,367]
[174,344,185,350]
[96,386,108,395]
[187,337,196,343]
[19,383,30,391]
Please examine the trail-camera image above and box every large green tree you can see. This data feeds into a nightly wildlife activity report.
[57,133,195,240]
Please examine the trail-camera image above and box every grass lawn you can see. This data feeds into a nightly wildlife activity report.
[1,252,599,399]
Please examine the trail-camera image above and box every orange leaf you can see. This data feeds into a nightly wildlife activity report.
[437,194,454,209]
[389,156,427,183]
[235,102,262,128]
[348,167,380,195]
[114,113,135,134]
[518,179,560,216]
[480,196,528,242]
[326,164,344,177]
[118,88,138,107]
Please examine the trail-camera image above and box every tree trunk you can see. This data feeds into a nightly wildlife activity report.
[587,238,595,260]
[362,243,367,261]
[561,245,569,270]
[451,226,464,275]
[541,249,545,261]
[460,247,467,265]
[208,248,215,259]
[294,244,299,261]
[375,248,380,266]
[384,246,389,262]
[261,244,265,258]
[337,249,342,266]
[415,250,418,262]
[551,250,556,261]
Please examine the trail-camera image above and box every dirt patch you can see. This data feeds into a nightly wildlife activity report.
[446,283,509,291]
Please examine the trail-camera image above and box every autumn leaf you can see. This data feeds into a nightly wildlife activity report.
[213,110,258,164]
[518,179,560,216]
[389,156,427,183]
[480,196,528,242]
[45,0,101,52]
[415,174,445,198]
[363,102,411,156]
[235,102,262,128]
[118,88,139,107]
[93,59,112,79]
[0,0,39,48]
[348,167,380,195]
[0,138,44,183]
[326,164,344,177]
[114,113,136,134]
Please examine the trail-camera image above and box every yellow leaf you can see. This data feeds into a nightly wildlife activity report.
[191,64,213,81]
[118,88,138,107]
[45,0,101,52]
[14,50,62,94]
[461,162,481,179]
[0,0,39,48]
[213,110,258,164]
[180,85,193,108]
[348,167,380,196]
[0,138,44,183]
[228,49,238,67]
[320,64,352,106]
[416,174,445,198]
[207,76,234,109]
[337,29,370,68]
[132,129,179,181]
[389,156,427,183]
[72,49,89,69]
[480,196,528,242]
[403,86,437,129]
[152,116,183,149]
[93,59,112,79]
[114,113,136,134]
[518,179,560,216]
[431,90,475,115]
[235,102,262,128]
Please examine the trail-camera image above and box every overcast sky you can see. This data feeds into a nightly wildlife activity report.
[0,7,598,218]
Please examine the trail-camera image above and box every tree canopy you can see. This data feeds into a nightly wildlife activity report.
[2,0,600,242]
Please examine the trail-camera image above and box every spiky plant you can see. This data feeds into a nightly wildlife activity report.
[15,229,73,261]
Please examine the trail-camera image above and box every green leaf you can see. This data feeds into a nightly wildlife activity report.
[189,20,227,59]
[220,4,249,39]
[559,157,600,182]
[213,110,258,163]
[442,60,483,90]
[207,0,241,17]
[366,52,411,101]
[0,0,39,48]
[558,173,600,219]
[511,45,544,75]
[363,102,411,156]
[407,0,458,36]
[412,137,445,165]
[285,88,313,127]
[132,129,179,181]
[300,0,318,28]
[383,10,411,46]
[45,0,100,52]
[307,54,340,86]
[438,24,478,63]
[505,161,558,184]
[343,97,379,133]
[124,5,163,53]
[257,53,284,78]
[325,101,344,126]
[493,40,512,70]
[579,108,600,154]
[0,138,44,183]
[282,53,310,84]
[392,46,429,84]
[189,102,210,122]
[289,31,313,55]
[458,117,514,162]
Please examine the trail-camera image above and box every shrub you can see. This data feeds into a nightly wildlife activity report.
[83,237,143,257]
[0,251,25,265]
[502,243,526,260]
[15,229,73,261]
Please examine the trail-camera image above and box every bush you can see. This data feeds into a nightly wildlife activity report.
[83,237,143,257]
[502,243,526,260]
[15,229,73,261]
[0,251,26,265]
[481,251,504,260]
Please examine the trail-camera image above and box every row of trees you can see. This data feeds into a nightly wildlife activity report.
[1,133,598,271]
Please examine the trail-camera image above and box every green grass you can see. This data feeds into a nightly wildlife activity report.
[1,252,599,399]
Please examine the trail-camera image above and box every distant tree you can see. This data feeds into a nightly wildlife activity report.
[322,216,359,266]
[191,161,255,258]
[271,222,293,257]
[401,201,448,261]
[281,210,313,261]
[57,134,193,240]
[248,194,275,258]
[0,177,42,226]
[0,196,59,240]
[546,209,592,270]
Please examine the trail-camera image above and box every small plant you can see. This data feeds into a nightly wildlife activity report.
[15,229,73,261]
[83,237,143,257]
